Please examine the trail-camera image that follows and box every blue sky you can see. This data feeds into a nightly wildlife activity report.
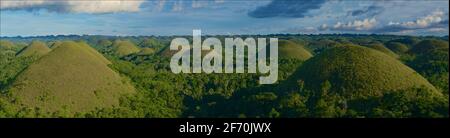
[0,0,449,36]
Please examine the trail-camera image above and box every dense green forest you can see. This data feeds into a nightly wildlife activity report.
[0,34,448,118]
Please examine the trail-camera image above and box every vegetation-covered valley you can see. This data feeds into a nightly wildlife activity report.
[0,34,448,118]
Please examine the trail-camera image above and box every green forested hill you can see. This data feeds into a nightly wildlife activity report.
[279,45,446,117]
[289,45,438,96]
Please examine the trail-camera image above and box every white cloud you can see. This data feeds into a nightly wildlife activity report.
[0,0,145,14]
[192,0,208,8]
[320,18,377,31]
[155,0,166,12]
[172,0,183,12]
[427,28,447,32]
[0,0,46,9]
[387,11,446,28]
[371,10,448,34]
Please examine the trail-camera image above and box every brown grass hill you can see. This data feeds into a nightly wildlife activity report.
[16,41,51,57]
[111,40,140,57]
[8,41,135,116]
[366,42,399,58]
[76,41,112,64]
[278,40,313,61]
[286,45,440,99]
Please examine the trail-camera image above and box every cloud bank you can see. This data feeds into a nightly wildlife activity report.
[318,10,448,34]
[387,11,446,29]
[0,0,145,14]
[375,11,449,33]
[320,18,377,31]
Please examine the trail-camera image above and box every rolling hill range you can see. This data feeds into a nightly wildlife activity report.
[0,35,448,118]
[8,41,135,115]
[158,39,314,60]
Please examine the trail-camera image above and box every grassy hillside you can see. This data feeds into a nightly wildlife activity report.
[279,40,313,60]
[367,42,399,58]
[288,45,439,98]
[139,38,162,48]
[97,39,113,47]
[8,41,135,115]
[77,41,112,64]
[16,41,51,57]
[49,41,63,49]
[137,48,156,56]
[279,45,446,117]
[111,40,140,57]
[386,42,409,54]
[0,40,15,50]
